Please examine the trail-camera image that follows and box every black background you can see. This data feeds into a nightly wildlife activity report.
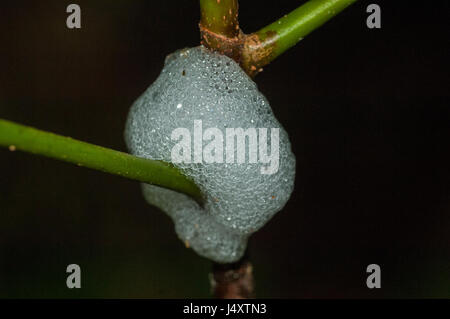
[0,0,449,298]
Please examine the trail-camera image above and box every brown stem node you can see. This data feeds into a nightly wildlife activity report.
[210,252,255,299]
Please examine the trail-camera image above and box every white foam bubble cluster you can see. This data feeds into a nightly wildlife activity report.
[125,46,295,263]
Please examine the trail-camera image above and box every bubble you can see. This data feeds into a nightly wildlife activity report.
[125,46,296,263]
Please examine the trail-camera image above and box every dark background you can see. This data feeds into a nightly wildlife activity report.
[0,0,449,298]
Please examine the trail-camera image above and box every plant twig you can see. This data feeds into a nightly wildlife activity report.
[200,0,239,38]
[199,0,242,62]
[200,0,358,76]
[241,0,358,76]
[210,250,254,299]
[0,118,203,203]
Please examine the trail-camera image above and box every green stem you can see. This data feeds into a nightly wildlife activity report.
[0,119,203,203]
[199,0,241,61]
[243,0,358,76]
[199,0,239,38]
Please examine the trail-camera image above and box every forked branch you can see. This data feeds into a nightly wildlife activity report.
[200,0,358,76]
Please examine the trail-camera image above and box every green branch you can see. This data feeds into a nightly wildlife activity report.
[199,0,358,76]
[242,0,358,74]
[199,0,239,38]
[0,119,203,203]
[199,0,241,62]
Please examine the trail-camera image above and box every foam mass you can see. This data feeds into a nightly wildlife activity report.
[125,46,295,263]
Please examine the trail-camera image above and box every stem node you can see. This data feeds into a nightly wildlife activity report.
[200,0,358,77]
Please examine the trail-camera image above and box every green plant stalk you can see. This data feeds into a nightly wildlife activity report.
[243,0,358,75]
[199,0,239,38]
[199,0,242,62]
[256,0,357,59]
[0,119,203,203]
